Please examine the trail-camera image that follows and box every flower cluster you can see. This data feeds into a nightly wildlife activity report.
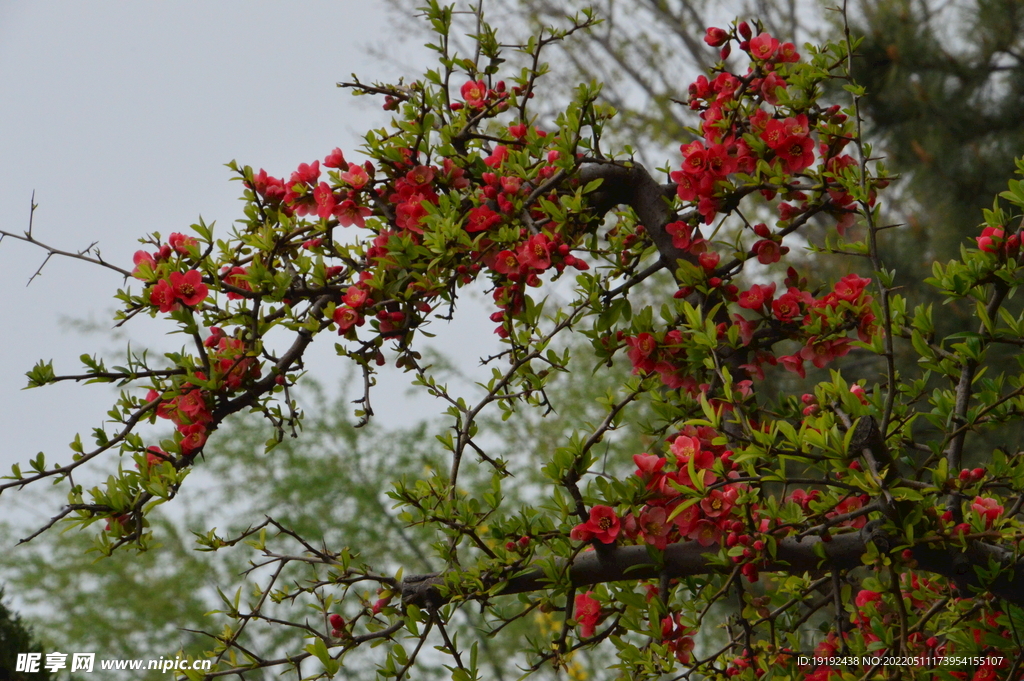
[204,327,262,390]
[571,426,776,583]
[975,224,1021,257]
[146,382,210,457]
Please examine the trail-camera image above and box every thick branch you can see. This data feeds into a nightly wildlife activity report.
[401,530,1024,609]
[577,161,687,266]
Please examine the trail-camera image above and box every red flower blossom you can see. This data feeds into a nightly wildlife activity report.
[492,250,519,275]
[291,160,320,185]
[574,592,601,638]
[738,283,775,311]
[976,226,1005,253]
[333,306,362,334]
[971,497,1003,527]
[517,233,553,270]
[168,232,198,256]
[323,147,346,168]
[700,488,737,518]
[335,199,372,229]
[150,279,178,313]
[748,32,779,60]
[132,251,157,280]
[223,267,251,300]
[406,165,435,187]
[776,135,815,173]
[145,446,171,467]
[176,389,208,421]
[704,27,729,47]
[570,505,621,544]
[639,506,672,549]
[460,80,487,108]
[170,270,209,307]
[626,333,657,372]
[754,239,786,264]
[779,354,805,378]
[771,287,809,322]
[855,589,881,608]
[466,205,501,233]
[692,519,721,546]
[834,273,871,302]
[396,199,429,233]
[664,221,693,250]
[343,286,370,309]
[340,165,369,189]
[484,145,509,168]
[313,182,336,220]
[178,423,207,456]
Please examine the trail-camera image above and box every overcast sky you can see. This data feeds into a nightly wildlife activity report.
[0,2,501,522]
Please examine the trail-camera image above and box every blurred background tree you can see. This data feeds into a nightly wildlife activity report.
[0,589,52,681]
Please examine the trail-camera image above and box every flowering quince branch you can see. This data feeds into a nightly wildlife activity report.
[8,2,1024,678]
[0,192,132,285]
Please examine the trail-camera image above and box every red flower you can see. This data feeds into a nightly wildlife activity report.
[834,273,871,302]
[574,592,601,638]
[145,446,171,467]
[680,141,708,175]
[800,337,851,369]
[692,519,721,546]
[223,267,251,300]
[971,497,1003,527]
[855,589,881,608]
[626,333,657,372]
[333,306,362,334]
[664,221,692,250]
[639,506,671,549]
[406,165,435,188]
[460,80,487,108]
[132,251,157,280]
[335,199,372,229]
[178,423,208,456]
[168,232,198,255]
[570,505,621,544]
[671,171,700,202]
[323,147,346,169]
[777,135,815,173]
[170,270,209,307]
[340,165,369,189]
[704,27,729,47]
[314,182,337,220]
[343,286,370,309]
[771,287,808,322]
[976,226,1005,253]
[759,72,787,105]
[748,32,779,60]
[484,145,509,168]
[149,279,178,313]
[176,389,208,421]
[633,453,666,481]
[700,488,737,518]
[738,283,775,311]
[492,250,519,275]
[518,233,553,269]
[779,354,805,378]
[466,205,501,233]
[698,250,720,271]
[754,239,785,264]
[291,160,321,185]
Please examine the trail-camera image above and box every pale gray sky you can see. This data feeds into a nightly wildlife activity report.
[0,2,499,520]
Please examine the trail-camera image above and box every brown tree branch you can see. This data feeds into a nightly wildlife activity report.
[401,528,1024,609]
